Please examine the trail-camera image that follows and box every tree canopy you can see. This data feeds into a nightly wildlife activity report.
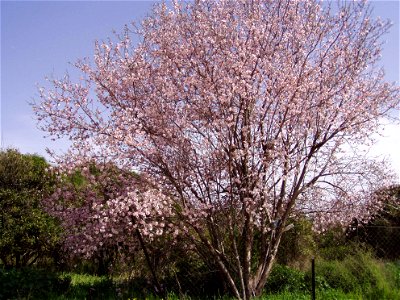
[34,1,399,298]
[0,149,60,268]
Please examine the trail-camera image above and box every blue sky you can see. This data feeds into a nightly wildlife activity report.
[1,1,399,174]
[2,0,156,155]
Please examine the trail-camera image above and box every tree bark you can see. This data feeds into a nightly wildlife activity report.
[253,232,283,296]
[242,213,254,299]
[136,229,164,296]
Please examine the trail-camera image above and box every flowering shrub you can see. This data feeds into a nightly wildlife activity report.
[44,162,174,261]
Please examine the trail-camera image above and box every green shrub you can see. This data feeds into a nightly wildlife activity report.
[315,259,358,292]
[315,250,400,299]
[264,264,307,293]
[261,289,363,300]
[277,218,316,269]
[0,149,61,268]
[0,267,70,299]
[315,226,356,260]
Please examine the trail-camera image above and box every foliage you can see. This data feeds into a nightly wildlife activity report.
[315,250,400,298]
[0,149,61,268]
[160,244,225,298]
[276,218,316,269]
[261,289,376,300]
[34,0,399,298]
[385,261,400,290]
[264,264,307,293]
[348,185,400,259]
[315,226,356,260]
[0,267,70,299]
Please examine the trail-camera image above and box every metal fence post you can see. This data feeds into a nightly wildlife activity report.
[312,257,316,300]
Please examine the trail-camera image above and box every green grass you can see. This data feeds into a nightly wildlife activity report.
[260,290,360,300]
[262,288,398,300]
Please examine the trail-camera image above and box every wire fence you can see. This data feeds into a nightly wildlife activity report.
[35,223,399,297]
[32,223,395,299]
[150,225,400,297]
[348,225,400,260]
[307,225,400,299]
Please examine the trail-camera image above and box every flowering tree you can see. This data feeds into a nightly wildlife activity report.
[45,161,173,289]
[35,0,399,298]
[46,163,171,258]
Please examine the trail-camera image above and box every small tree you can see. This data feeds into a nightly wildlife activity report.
[34,1,399,298]
[0,149,60,268]
[45,162,173,292]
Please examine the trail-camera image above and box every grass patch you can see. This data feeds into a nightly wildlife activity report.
[261,290,364,300]
[57,272,116,299]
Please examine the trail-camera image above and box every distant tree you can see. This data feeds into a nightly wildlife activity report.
[34,0,399,298]
[374,185,400,227]
[348,185,400,259]
[0,149,60,268]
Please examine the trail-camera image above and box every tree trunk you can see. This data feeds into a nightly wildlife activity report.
[254,253,277,296]
[242,214,254,300]
[252,232,284,297]
[136,229,164,297]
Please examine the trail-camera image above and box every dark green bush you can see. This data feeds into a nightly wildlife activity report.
[160,247,225,298]
[277,218,316,269]
[0,267,70,299]
[0,149,61,268]
[264,264,307,293]
[315,226,356,260]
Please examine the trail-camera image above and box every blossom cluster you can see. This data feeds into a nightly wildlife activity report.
[44,162,173,258]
